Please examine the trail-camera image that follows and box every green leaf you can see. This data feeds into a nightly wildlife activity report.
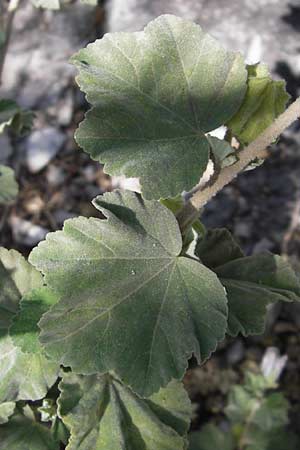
[0,402,15,425]
[10,287,58,354]
[216,254,300,336]
[188,425,235,450]
[72,14,247,199]
[31,0,60,9]
[195,231,300,336]
[208,136,238,169]
[0,249,59,402]
[58,372,191,450]
[226,64,290,145]
[0,165,18,205]
[195,228,244,269]
[0,414,60,450]
[30,190,228,396]
[0,248,42,335]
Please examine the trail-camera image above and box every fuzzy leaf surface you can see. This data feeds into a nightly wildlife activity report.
[0,414,60,450]
[10,287,58,354]
[58,372,191,450]
[30,190,228,396]
[0,165,18,205]
[0,249,59,402]
[227,64,290,145]
[195,230,300,336]
[73,14,247,199]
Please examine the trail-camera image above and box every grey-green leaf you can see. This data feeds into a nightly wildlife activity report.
[58,372,191,450]
[73,14,247,199]
[0,414,60,450]
[195,231,300,336]
[0,248,59,402]
[0,165,18,205]
[30,190,228,396]
[10,287,58,354]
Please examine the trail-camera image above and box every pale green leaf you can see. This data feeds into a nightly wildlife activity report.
[10,287,58,354]
[73,14,247,199]
[227,64,290,145]
[58,372,191,450]
[188,425,235,450]
[0,249,59,402]
[0,402,15,425]
[0,165,18,205]
[30,190,228,396]
[0,99,33,136]
[195,232,300,336]
[0,414,60,450]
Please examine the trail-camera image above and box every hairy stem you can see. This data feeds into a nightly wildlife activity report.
[177,97,300,233]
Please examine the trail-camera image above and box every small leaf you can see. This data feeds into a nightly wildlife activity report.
[227,63,290,145]
[188,424,235,450]
[0,414,60,450]
[0,165,18,205]
[0,99,33,136]
[73,14,247,199]
[30,190,228,396]
[58,372,191,450]
[10,287,58,354]
[195,231,300,336]
[208,136,238,169]
[0,402,15,425]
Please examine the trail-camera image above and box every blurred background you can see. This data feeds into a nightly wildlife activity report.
[0,0,300,441]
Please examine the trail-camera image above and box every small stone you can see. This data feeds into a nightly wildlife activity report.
[53,209,77,225]
[226,339,245,365]
[26,127,66,173]
[10,216,49,247]
[46,165,65,186]
[252,237,274,254]
[0,133,13,164]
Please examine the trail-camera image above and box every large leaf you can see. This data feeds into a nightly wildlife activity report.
[227,64,290,145]
[0,249,59,402]
[30,190,228,396]
[0,165,18,205]
[0,414,60,450]
[58,372,191,450]
[195,230,300,336]
[73,14,247,199]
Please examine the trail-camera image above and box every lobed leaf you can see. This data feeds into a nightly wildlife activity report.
[72,14,247,199]
[30,190,228,396]
[58,372,191,450]
[195,230,300,336]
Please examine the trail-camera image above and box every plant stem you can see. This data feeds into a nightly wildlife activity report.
[176,97,300,233]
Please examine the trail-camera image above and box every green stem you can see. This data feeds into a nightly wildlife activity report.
[176,97,300,233]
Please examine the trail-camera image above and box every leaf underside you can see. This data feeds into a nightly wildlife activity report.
[73,14,247,199]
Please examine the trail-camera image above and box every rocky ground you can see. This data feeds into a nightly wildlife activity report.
[1,0,300,438]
